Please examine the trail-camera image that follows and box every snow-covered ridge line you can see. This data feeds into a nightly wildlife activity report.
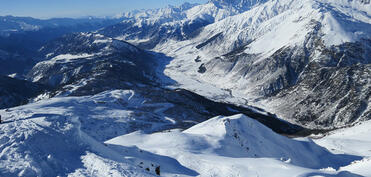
[50,53,96,61]
[107,114,365,176]
[98,0,271,48]
[1,89,369,176]
[154,0,370,128]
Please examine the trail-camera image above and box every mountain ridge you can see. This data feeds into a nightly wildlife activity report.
[150,0,371,128]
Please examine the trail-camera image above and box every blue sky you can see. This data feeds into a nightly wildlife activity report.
[0,0,208,19]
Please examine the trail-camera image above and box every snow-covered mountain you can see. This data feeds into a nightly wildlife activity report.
[25,31,303,135]
[142,0,371,128]
[107,114,363,176]
[26,32,154,95]
[99,0,270,49]
[0,0,370,176]
[211,0,269,11]
[315,119,371,177]
[0,103,366,176]
[1,0,369,128]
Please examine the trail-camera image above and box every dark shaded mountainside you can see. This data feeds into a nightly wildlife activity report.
[0,76,47,109]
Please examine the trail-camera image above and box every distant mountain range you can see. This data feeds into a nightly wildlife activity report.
[0,15,122,37]
[0,15,122,76]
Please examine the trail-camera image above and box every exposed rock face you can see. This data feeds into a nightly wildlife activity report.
[201,31,370,128]
[274,63,370,127]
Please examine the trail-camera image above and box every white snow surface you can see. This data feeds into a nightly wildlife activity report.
[1,0,370,176]
[107,114,365,177]
[113,0,270,42]
[0,90,370,176]
[0,90,184,176]
[156,0,370,57]
[315,120,371,177]
[150,0,371,125]
[50,53,96,62]
[153,0,371,100]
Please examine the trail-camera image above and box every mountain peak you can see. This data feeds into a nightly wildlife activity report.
[210,0,268,10]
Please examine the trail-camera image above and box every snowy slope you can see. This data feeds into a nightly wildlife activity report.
[1,89,250,142]
[152,0,371,128]
[99,0,269,49]
[0,89,299,177]
[315,120,371,177]
[0,0,370,176]
[2,89,245,176]
[0,91,369,176]
[156,0,371,90]
[0,91,163,176]
[157,0,370,57]
[107,114,362,177]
